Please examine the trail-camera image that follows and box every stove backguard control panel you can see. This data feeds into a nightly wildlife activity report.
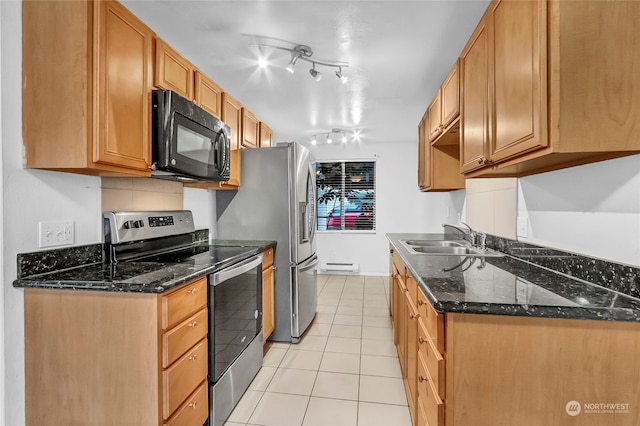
[103,210,195,244]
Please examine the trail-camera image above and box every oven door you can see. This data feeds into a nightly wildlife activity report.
[209,253,263,383]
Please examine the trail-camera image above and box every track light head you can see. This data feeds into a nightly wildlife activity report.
[335,67,348,84]
[309,63,322,81]
[285,55,299,73]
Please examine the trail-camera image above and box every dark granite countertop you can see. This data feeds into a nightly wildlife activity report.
[387,233,640,322]
[13,237,276,294]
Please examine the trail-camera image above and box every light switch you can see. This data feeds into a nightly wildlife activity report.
[39,221,74,248]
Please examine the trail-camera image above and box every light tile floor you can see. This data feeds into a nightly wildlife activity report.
[224,274,411,426]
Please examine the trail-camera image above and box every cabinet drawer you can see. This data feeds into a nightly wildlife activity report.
[417,289,444,353]
[418,351,444,426]
[164,380,208,426]
[162,278,207,330]
[418,319,445,399]
[262,247,274,269]
[162,308,208,368]
[163,339,208,419]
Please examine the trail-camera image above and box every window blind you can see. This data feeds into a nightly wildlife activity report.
[316,160,376,231]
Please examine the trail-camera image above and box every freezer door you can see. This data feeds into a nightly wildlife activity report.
[291,143,316,263]
[291,254,318,342]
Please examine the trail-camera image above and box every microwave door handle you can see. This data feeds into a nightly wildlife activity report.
[215,131,229,176]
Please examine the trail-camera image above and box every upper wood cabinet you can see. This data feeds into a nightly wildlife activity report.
[259,122,273,148]
[195,71,223,119]
[418,116,430,190]
[441,62,460,131]
[418,100,465,192]
[154,38,194,100]
[23,0,153,176]
[460,13,491,173]
[461,0,546,174]
[428,61,460,143]
[427,91,443,142]
[242,109,260,149]
[461,0,640,177]
[154,40,223,120]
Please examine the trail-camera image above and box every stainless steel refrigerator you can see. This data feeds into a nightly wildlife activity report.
[216,142,318,343]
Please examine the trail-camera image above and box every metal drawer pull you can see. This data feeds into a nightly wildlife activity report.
[409,313,416,319]
[418,375,426,383]
[188,355,197,361]
[418,336,425,344]
[188,321,197,328]
[188,401,198,409]
[418,299,425,306]
[187,288,197,295]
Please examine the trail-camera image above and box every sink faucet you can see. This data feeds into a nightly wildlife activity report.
[442,222,486,249]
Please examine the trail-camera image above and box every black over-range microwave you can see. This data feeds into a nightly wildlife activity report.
[151,89,230,182]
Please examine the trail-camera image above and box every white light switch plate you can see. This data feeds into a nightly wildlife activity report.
[516,216,528,237]
[39,221,74,248]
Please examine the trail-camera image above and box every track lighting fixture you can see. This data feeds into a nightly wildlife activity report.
[251,42,348,83]
[310,128,361,145]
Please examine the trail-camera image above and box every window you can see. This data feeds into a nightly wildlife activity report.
[316,161,376,231]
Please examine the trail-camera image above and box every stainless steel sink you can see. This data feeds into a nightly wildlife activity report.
[399,239,504,257]
[402,240,465,247]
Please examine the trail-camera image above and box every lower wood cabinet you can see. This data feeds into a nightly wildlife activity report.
[262,247,275,342]
[24,277,209,426]
[389,248,640,426]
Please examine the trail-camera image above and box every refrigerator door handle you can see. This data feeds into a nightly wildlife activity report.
[299,202,309,243]
[299,254,319,272]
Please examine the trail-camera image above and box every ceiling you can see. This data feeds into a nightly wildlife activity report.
[122,0,490,147]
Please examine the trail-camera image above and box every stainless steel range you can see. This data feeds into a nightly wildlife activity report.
[103,210,264,426]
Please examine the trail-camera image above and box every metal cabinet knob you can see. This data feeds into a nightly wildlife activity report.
[187,288,197,295]
[188,401,198,409]
[418,336,425,344]
[189,355,197,362]
[188,321,197,328]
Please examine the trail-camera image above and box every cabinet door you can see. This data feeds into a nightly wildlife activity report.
[441,60,460,128]
[194,71,222,119]
[242,109,260,148]
[221,93,243,187]
[427,90,443,142]
[406,289,419,423]
[460,14,490,173]
[94,0,152,171]
[417,117,430,190]
[489,0,547,162]
[222,93,242,151]
[262,264,275,342]
[259,122,273,148]
[154,38,194,100]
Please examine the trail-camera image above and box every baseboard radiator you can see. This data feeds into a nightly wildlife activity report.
[320,261,360,273]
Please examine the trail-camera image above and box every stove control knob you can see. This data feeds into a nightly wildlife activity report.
[123,220,144,229]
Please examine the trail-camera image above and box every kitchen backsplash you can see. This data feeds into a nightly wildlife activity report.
[488,235,640,300]
[465,178,517,240]
[101,177,183,211]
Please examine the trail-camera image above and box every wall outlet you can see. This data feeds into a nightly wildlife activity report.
[516,216,528,237]
[39,221,74,248]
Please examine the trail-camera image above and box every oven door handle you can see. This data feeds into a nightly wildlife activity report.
[212,253,263,286]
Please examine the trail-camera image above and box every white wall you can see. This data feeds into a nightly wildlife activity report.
[2,3,103,424]
[517,154,640,267]
[308,141,462,275]
[0,4,5,422]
